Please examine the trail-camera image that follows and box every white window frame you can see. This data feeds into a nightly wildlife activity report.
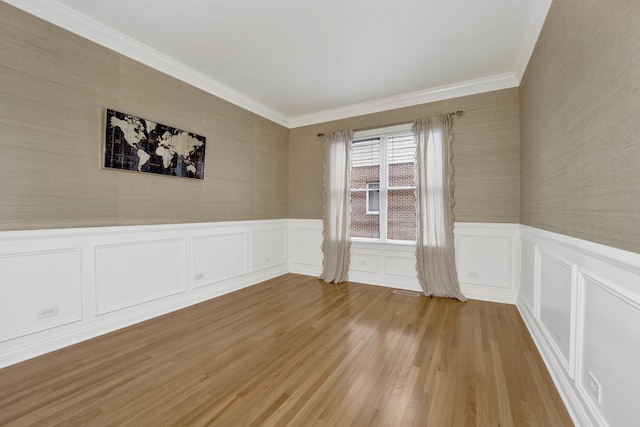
[350,123,416,243]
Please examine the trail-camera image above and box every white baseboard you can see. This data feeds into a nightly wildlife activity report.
[2,265,286,369]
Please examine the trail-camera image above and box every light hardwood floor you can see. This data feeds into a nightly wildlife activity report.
[0,274,572,426]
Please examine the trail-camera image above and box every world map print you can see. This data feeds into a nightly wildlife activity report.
[104,109,206,179]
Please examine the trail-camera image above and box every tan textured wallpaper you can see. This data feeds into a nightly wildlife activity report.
[289,89,521,222]
[0,3,289,230]
[520,0,640,253]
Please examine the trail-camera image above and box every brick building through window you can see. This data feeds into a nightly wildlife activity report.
[350,127,416,241]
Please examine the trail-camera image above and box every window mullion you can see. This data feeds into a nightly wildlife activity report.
[380,136,388,242]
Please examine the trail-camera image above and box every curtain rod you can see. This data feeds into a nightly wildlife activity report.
[316,110,465,137]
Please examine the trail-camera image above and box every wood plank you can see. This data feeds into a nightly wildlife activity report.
[0,274,573,426]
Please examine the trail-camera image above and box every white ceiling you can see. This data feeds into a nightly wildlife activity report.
[4,0,551,127]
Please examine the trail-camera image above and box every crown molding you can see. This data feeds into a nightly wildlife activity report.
[3,0,290,127]
[288,73,519,128]
[4,0,538,129]
[513,0,553,80]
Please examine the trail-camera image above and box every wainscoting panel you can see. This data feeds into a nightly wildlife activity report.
[95,239,187,315]
[578,272,640,427]
[289,221,323,275]
[454,223,520,303]
[193,232,248,288]
[251,228,286,272]
[456,236,511,287]
[537,249,575,375]
[0,220,288,368]
[0,248,82,342]
[350,252,380,274]
[383,254,417,277]
[518,225,640,427]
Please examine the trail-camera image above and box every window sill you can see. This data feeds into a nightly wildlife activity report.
[350,238,416,252]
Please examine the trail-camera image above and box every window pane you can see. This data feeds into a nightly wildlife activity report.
[351,139,380,189]
[388,134,416,187]
[387,189,416,241]
[351,138,380,238]
[350,191,380,239]
[366,182,379,213]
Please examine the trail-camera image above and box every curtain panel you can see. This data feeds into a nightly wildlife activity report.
[413,116,466,301]
[319,130,354,283]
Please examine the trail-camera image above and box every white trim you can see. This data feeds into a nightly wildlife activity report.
[288,73,519,128]
[520,225,640,275]
[513,0,553,80]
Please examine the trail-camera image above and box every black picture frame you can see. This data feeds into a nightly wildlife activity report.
[104,109,206,180]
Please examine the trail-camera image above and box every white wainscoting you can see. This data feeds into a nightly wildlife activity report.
[288,219,520,303]
[5,218,637,426]
[0,219,288,368]
[518,225,640,427]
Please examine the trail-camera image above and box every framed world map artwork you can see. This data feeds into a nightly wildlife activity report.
[104,109,206,180]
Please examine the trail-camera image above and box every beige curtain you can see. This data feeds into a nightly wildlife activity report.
[319,130,354,283]
[413,116,466,301]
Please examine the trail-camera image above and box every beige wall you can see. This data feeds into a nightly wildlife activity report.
[290,89,520,222]
[520,0,640,254]
[0,3,289,231]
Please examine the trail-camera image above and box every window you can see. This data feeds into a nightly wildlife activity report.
[365,182,380,214]
[350,124,417,242]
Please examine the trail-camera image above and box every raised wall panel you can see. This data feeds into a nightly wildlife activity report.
[193,232,247,287]
[456,235,511,288]
[290,227,322,267]
[252,228,286,271]
[350,253,379,273]
[95,239,187,314]
[579,273,640,427]
[0,249,82,342]
[383,255,417,277]
[538,250,574,373]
